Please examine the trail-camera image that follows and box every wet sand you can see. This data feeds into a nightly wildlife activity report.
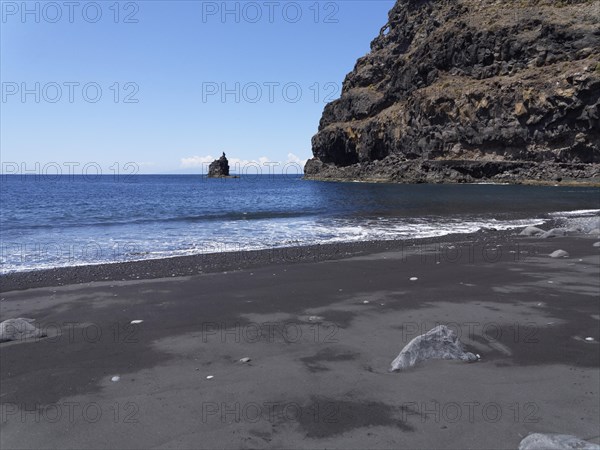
[1,232,599,449]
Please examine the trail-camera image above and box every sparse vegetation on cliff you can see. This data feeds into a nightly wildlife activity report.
[305,0,600,184]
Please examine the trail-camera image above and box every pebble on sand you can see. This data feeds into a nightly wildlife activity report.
[206,375,214,380]
[239,357,251,363]
[409,277,418,281]
[130,320,143,324]
[585,337,595,342]
[549,249,569,258]
[111,376,120,382]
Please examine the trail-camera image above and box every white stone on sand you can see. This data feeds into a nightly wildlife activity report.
[540,228,579,239]
[519,433,600,450]
[549,249,569,258]
[519,226,545,236]
[390,325,477,372]
[0,318,46,343]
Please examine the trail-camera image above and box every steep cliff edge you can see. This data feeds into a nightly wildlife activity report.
[305,0,600,184]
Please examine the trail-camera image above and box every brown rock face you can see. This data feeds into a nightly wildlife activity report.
[305,0,600,184]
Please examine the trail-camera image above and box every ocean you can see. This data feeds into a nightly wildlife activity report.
[1,175,599,273]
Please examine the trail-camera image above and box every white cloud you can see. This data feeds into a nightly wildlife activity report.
[229,157,264,167]
[180,155,215,168]
[287,152,307,168]
[179,153,308,172]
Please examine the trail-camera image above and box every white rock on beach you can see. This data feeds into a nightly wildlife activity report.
[409,277,418,281]
[390,325,477,372]
[518,433,600,450]
[540,228,579,239]
[549,249,569,258]
[0,318,47,343]
[519,226,545,236]
[130,320,143,324]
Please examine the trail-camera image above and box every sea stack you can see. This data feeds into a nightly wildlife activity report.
[208,152,230,178]
[304,0,600,185]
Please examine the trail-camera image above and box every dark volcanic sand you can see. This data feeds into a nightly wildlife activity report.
[0,231,599,449]
[0,228,534,292]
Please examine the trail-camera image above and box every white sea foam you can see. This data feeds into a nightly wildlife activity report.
[548,209,600,233]
[549,209,600,217]
[2,210,598,274]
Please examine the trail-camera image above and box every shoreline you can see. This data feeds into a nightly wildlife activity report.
[2,207,598,292]
[303,176,600,187]
[0,229,519,292]
[303,159,600,187]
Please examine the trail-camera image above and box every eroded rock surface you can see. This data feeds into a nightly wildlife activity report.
[0,318,46,343]
[208,153,230,178]
[390,325,477,371]
[305,0,600,184]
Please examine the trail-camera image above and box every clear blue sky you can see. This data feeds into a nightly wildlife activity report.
[1,1,394,174]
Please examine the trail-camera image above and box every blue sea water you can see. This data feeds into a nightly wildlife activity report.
[1,174,599,273]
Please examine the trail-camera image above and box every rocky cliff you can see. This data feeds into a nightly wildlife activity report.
[305,0,600,184]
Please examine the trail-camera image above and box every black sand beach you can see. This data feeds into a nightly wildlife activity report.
[0,231,519,292]
[1,230,599,449]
